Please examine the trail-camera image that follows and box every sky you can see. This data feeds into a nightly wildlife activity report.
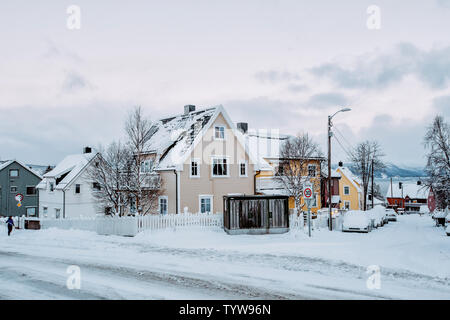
[1,0,450,167]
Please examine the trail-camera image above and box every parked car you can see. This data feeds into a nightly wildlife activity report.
[397,208,405,215]
[367,207,385,228]
[342,210,371,233]
[385,209,397,222]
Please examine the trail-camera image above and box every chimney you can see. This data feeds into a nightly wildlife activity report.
[237,122,248,134]
[184,105,195,115]
[338,161,343,167]
[83,146,92,154]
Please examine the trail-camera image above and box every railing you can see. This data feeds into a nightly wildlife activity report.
[137,213,223,233]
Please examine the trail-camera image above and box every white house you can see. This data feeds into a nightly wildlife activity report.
[36,147,101,218]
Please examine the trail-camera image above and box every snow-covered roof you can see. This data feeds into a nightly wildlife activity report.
[386,182,429,199]
[37,152,98,190]
[150,105,271,171]
[0,159,43,179]
[335,166,362,193]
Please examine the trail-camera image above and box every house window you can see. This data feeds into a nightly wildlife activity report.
[214,126,225,140]
[49,182,55,192]
[159,196,168,215]
[55,208,61,219]
[10,186,18,193]
[43,207,48,217]
[344,186,350,195]
[239,161,247,177]
[26,186,36,195]
[199,195,213,213]
[276,161,287,176]
[212,157,228,177]
[308,165,316,177]
[141,160,153,173]
[311,193,318,208]
[190,159,200,177]
[92,182,101,191]
[26,207,37,217]
[344,201,350,210]
[9,169,19,178]
[75,184,81,194]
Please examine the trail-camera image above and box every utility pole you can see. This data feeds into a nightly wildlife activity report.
[327,107,351,231]
[328,115,332,231]
[371,158,374,209]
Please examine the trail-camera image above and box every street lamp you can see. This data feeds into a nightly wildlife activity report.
[328,107,351,231]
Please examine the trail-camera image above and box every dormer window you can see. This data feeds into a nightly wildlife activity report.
[49,182,55,192]
[214,126,225,140]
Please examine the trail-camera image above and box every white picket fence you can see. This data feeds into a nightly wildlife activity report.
[40,217,97,232]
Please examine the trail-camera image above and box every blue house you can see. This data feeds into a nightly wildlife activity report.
[0,160,42,217]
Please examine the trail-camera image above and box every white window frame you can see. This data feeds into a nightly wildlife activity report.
[55,208,61,219]
[9,169,19,178]
[214,126,225,140]
[239,160,248,177]
[211,156,230,177]
[343,185,350,195]
[140,159,153,173]
[344,200,351,210]
[49,181,55,193]
[74,184,81,195]
[26,207,37,217]
[190,158,200,178]
[199,195,213,214]
[158,196,168,215]
[42,206,48,217]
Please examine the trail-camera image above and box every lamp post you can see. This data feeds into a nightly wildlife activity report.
[328,107,351,231]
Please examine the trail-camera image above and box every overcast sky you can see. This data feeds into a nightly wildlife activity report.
[1,0,450,167]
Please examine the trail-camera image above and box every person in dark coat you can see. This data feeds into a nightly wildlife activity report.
[6,216,14,236]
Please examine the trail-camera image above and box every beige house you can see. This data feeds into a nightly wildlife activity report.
[145,105,272,214]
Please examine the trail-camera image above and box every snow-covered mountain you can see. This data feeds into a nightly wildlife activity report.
[334,163,426,178]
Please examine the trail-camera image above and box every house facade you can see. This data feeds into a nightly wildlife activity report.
[335,165,363,211]
[36,148,101,218]
[0,160,42,217]
[320,170,341,209]
[243,129,324,214]
[386,181,428,213]
[145,105,270,214]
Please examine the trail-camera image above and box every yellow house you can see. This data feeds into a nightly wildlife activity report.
[335,166,363,210]
[243,129,323,214]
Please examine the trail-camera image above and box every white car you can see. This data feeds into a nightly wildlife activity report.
[385,209,397,222]
[342,210,371,233]
[367,207,386,228]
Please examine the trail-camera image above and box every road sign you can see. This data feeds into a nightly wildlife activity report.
[303,187,313,199]
[15,193,24,208]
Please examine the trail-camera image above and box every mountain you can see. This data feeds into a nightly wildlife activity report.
[333,163,426,178]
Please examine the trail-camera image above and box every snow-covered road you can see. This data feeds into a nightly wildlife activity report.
[0,215,449,299]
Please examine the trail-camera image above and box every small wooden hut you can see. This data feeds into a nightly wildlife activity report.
[223,195,289,235]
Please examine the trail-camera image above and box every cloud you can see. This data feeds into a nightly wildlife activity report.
[307,92,348,109]
[61,71,93,93]
[311,43,450,90]
[254,70,301,84]
[432,95,450,117]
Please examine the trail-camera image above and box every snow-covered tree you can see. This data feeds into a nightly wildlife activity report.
[275,133,323,215]
[88,142,131,216]
[350,140,385,211]
[124,106,162,215]
[424,115,450,209]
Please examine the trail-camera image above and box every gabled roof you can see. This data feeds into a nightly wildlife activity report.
[386,182,429,199]
[336,166,362,192]
[149,105,271,171]
[0,160,43,179]
[37,152,98,190]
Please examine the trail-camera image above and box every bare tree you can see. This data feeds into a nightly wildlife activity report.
[275,133,323,214]
[424,115,450,209]
[350,140,385,211]
[124,106,161,215]
[88,142,131,216]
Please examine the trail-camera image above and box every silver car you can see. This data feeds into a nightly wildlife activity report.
[385,209,397,222]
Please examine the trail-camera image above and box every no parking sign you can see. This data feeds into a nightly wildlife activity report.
[303,185,314,209]
[15,193,24,207]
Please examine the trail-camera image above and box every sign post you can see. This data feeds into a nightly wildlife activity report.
[303,185,314,237]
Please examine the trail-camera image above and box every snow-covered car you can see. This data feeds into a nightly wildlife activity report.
[397,208,405,215]
[367,207,384,228]
[342,210,371,233]
[385,209,397,221]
